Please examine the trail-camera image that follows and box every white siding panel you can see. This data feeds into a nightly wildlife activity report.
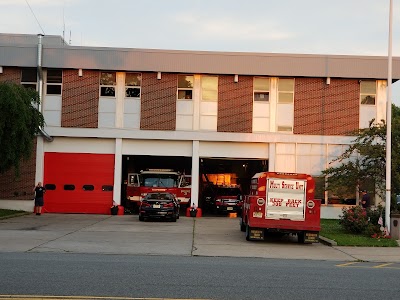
[253,102,269,118]
[199,142,268,158]
[124,99,140,114]
[297,155,325,175]
[200,102,217,116]
[200,116,217,131]
[253,117,269,132]
[122,140,192,156]
[176,101,193,115]
[123,113,140,129]
[43,110,61,127]
[276,143,295,154]
[99,98,116,113]
[43,95,62,110]
[360,105,376,129]
[275,154,295,172]
[98,112,115,128]
[297,144,325,155]
[276,103,294,126]
[176,115,193,130]
[44,137,115,153]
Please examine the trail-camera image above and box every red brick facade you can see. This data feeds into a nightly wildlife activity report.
[140,72,177,131]
[0,67,21,83]
[218,75,253,133]
[61,69,99,128]
[294,78,360,135]
[0,139,37,200]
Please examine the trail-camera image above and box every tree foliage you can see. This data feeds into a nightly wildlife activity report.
[0,82,44,176]
[322,104,400,205]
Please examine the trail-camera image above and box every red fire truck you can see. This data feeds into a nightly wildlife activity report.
[126,169,191,208]
[240,172,320,243]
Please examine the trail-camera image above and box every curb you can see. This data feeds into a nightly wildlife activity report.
[0,212,30,220]
[319,235,337,246]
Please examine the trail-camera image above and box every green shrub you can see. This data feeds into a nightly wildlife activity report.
[339,206,368,234]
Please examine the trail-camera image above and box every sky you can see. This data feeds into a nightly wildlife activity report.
[1,0,400,106]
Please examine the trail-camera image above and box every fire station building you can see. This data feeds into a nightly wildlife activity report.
[0,33,399,217]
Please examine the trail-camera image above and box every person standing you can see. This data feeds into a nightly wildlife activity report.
[360,190,370,209]
[33,182,46,215]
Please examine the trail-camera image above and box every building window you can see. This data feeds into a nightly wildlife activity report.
[360,81,376,105]
[178,75,194,100]
[100,72,116,97]
[83,185,95,191]
[254,77,270,101]
[21,68,37,90]
[278,78,294,104]
[64,184,75,191]
[125,72,141,97]
[277,125,293,132]
[201,76,218,101]
[46,69,62,95]
[102,185,113,191]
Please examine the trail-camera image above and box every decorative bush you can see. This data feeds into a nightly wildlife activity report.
[339,206,368,234]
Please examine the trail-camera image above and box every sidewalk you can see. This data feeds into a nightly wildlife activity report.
[0,213,399,262]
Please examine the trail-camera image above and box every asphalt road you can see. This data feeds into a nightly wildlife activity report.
[1,252,400,300]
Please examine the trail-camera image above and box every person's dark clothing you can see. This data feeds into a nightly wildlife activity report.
[34,186,45,207]
[361,193,370,209]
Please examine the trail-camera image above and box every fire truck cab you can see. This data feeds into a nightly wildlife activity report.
[126,169,191,209]
[240,172,321,243]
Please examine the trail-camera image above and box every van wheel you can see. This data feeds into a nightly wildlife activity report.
[245,225,251,241]
[240,218,246,232]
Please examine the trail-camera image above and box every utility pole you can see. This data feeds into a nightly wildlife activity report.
[385,0,393,233]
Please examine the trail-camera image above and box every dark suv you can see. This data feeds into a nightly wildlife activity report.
[139,192,179,222]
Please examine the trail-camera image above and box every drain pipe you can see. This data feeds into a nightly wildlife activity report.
[37,34,53,142]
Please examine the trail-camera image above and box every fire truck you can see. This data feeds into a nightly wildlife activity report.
[126,169,191,209]
[240,172,321,243]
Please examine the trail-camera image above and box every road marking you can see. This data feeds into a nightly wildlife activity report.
[336,262,360,267]
[373,263,394,268]
[0,296,208,300]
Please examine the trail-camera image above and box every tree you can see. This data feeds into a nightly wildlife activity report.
[322,104,400,205]
[0,82,44,176]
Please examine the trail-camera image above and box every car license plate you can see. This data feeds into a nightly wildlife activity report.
[253,212,263,218]
[227,207,233,211]
[153,204,161,208]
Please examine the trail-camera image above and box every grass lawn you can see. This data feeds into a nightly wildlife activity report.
[0,209,29,219]
[320,219,398,247]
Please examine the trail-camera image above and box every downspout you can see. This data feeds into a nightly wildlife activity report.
[37,33,53,142]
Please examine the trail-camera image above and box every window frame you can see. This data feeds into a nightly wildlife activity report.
[277,78,295,104]
[360,80,376,105]
[201,75,218,102]
[253,77,270,102]
[46,69,62,95]
[100,71,117,97]
[177,75,194,100]
[125,72,141,98]
[21,68,37,90]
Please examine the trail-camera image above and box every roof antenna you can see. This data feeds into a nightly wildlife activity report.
[25,0,45,35]
[69,30,71,45]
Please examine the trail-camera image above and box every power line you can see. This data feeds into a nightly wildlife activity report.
[25,0,45,35]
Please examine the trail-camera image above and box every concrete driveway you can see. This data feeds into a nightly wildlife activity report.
[0,214,399,262]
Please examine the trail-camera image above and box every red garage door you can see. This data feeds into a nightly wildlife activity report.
[43,152,115,214]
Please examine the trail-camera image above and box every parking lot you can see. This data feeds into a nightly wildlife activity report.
[0,213,400,262]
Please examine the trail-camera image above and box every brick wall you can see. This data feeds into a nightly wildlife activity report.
[140,72,177,130]
[294,78,359,135]
[61,69,99,128]
[0,67,21,83]
[0,139,37,200]
[218,75,253,133]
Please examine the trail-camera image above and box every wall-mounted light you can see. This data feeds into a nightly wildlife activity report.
[157,72,162,80]
[78,69,83,77]
[326,77,330,85]
[234,74,239,83]
[0,66,3,74]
